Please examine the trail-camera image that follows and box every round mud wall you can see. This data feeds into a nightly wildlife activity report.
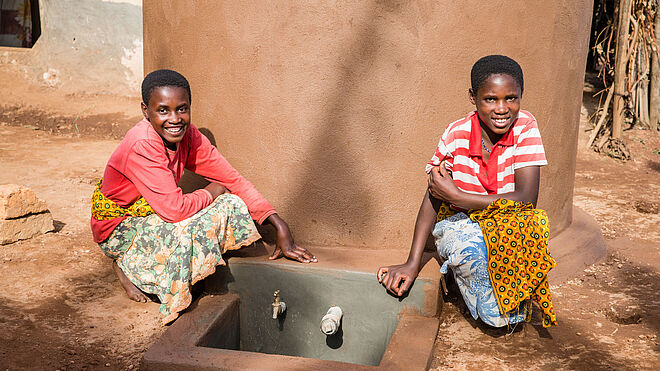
[143,1,593,248]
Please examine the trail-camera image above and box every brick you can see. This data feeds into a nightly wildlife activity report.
[0,184,49,219]
[0,212,54,245]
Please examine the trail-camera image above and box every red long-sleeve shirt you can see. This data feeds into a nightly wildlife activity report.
[91,119,276,243]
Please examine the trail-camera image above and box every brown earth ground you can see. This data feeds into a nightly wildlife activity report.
[0,63,658,370]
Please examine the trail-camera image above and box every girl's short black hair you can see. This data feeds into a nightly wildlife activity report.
[470,55,524,94]
[141,69,191,105]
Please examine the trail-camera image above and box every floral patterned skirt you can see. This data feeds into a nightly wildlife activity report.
[99,194,261,324]
[433,212,527,328]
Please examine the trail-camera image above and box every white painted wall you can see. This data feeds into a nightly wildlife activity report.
[0,0,142,96]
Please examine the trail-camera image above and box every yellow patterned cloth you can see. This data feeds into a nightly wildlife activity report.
[91,179,155,220]
[436,199,557,327]
[468,199,557,327]
[435,202,456,223]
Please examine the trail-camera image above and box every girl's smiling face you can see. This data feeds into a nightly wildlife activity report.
[469,73,522,139]
[141,86,191,150]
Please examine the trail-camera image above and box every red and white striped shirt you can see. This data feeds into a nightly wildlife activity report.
[426,110,547,195]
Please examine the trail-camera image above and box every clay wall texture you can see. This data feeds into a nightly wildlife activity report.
[144,1,594,249]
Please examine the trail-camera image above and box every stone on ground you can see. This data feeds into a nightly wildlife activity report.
[0,184,54,245]
[0,184,49,219]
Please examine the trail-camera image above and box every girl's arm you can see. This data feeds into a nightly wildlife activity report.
[185,126,276,224]
[125,140,217,223]
[377,190,440,296]
[427,165,541,209]
[204,182,228,199]
[378,165,541,296]
[186,127,316,263]
[265,214,317,263]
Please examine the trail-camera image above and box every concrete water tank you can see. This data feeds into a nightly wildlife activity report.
[143,1,604,279]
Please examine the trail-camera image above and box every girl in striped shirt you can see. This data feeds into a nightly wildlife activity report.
[378,55,550,328]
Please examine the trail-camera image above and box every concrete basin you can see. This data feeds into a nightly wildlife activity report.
[142,245,441,370]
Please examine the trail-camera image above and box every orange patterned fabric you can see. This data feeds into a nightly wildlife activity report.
[468,199,557,327]
[436,199,557,327]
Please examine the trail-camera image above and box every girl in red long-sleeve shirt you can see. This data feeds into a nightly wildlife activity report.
[91,69,316,324]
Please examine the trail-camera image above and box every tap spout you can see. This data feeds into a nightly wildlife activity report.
[272,290,286,319]
[272,304,281,319]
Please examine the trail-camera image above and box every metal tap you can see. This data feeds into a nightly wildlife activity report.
[272,290,286,319]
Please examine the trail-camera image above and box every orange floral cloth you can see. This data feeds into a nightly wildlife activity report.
[437,199,557,327]
[468,199,557,327]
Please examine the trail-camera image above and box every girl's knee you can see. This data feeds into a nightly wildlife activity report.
[210,193,250,215]
[214,193,244,205]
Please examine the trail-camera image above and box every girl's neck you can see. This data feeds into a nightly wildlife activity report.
[480,126,502,146]
[161,138,177,151]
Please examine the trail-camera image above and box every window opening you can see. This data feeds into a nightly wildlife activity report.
[0,0,40,48]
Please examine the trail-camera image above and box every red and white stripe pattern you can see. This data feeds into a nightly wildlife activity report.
[426,110,547,195]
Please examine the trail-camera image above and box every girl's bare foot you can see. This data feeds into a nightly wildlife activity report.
[112,260,150,303]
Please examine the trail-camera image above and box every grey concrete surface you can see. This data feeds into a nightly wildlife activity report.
[143,247,441,370]
[207,260,435,365]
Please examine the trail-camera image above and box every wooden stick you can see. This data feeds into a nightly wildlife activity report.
[650,7,660,130]
[638,43,650,128]
[612,0,633,139]
[627,16,640,92]
[587,85,615,149]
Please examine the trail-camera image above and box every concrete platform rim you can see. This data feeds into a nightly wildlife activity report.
[142,294,438,371]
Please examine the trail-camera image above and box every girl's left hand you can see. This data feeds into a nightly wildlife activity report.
[267,214,318,263]
[427,165,459,203]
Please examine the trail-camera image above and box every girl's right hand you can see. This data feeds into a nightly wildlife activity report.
[377,262,419,296]
[204,182,227,199]
[428,165,459,203]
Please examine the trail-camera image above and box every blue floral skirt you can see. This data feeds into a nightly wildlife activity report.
[433,213,527,327]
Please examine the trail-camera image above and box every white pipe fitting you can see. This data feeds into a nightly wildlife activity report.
[320,306,343,335]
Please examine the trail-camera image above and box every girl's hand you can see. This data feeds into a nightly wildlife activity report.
[377,262,418,296]
[204,182,227,199]
[428,166,459,203]
[267,214,318,263]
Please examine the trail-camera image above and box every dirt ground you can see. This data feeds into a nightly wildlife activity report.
[0,63,658,370]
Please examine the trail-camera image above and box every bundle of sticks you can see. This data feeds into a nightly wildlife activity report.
[587,0,659,159]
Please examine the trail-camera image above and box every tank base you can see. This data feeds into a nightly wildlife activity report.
[548,206,607,282]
